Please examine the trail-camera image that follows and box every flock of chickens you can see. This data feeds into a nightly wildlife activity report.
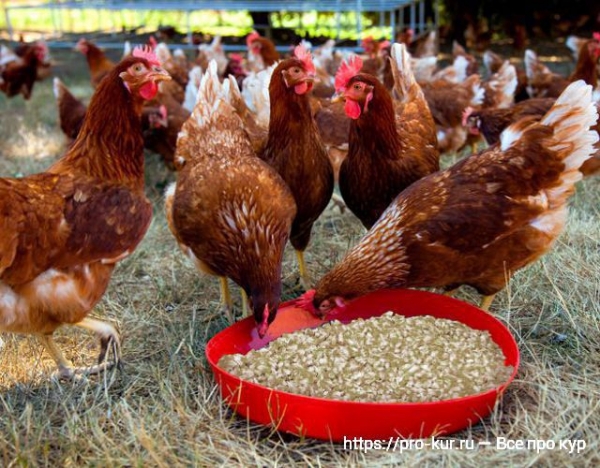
[0,29,599,379]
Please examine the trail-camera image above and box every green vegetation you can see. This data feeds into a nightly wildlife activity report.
[1,5,397,40]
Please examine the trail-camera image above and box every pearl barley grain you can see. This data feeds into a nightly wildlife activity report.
[218,312,514,403]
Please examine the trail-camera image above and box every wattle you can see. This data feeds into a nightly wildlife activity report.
[140,81,158,100]
[345,99,362,120]
[294,81,309,95]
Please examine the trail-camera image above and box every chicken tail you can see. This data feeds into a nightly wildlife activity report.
[465,74,485,108]
[188,60,230,126]
[52,77,64,99]
[500,80,598,203]
[486,61,517,109]
[241,63,275,128]
[539,81,599,177]
[183,65,203,112]
[482,50,502,76]
[390,42,422,103]
[524,49,552,82]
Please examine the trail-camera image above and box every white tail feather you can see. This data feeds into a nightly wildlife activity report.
[183,66,203,112]
[190,60,230,128]
[470,78,485,107]
[242,63,275,128]
[52,77,62,99]
[488,61,517,109]
[541,81,599,173]
[390,43,418,102]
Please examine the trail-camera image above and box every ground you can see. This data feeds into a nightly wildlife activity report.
[0,43,599,466]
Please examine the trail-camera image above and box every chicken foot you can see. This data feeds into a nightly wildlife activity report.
[39,317,122,380]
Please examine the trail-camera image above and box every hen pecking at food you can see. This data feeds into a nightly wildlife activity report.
[298,81,598,316]
[333,43,439,229]
[165,61,296,335]
[260,45,334,286]
[0,47,170,379]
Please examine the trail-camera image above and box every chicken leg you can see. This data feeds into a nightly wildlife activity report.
[219,276,235,323]
[480,294,496,312]
[295,249,310,289]
[39,317,121,380]
[241,289,250,317]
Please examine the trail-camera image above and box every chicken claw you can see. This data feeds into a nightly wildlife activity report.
[39,317,122,380]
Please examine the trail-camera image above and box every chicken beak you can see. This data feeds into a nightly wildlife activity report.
[150,68,171,82]
[331,91,344,103]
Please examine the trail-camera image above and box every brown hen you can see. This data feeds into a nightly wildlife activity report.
[334,43,439,229]
[302,81,598,316]
[0,48,170,379]
[165,62,296,336]
[260,45,334,286]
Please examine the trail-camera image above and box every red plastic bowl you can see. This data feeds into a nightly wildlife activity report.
[205,289,520,441]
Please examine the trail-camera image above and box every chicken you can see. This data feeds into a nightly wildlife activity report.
[432,55,470,84]
[525,39,600,99]
[0,47,171,379]
[260,45,334,285]
[422,74,485,154]
[53,77,88,143]
[246,30,280,72]
[75,38,116,89]
[481,61,518,110]
[154,43,190,90]
[196,35,229,77]
[297,81,598,316]
[0,42,49,100]
[360,36,390,77]
[314,99,350,184]
[405,30,437,59]
[463,97,555,146]
[452,41,479,77]
[461,61,518,151]
[483,50,529,102]
[143,89,190,168]
[165,62,296,335]
[333,44,439,229]
[223,53,248,90]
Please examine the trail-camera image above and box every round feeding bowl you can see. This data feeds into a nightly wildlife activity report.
[205,289,519,441]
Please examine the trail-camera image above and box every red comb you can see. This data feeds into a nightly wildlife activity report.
[294,43,315,74]
[293,290,318,314]
[334,55,363,92]
[594,32,600,41]
[230,53,243,62]
[133,45,161,66]
[246,30,260,48]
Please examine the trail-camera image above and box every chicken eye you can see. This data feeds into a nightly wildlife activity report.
[291,67,301,74]
[354,83,362,90]
[133,64,144,73]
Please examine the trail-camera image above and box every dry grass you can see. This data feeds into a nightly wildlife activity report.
[1,47,599,466]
